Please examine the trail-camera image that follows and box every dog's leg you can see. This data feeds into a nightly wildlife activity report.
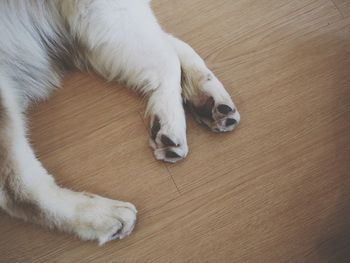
[167,35,241,132]
[65,1,188,162]
[0,84,136,245]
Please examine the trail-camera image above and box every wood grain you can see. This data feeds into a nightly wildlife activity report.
[1,1,350,262]
[333,0,350,18]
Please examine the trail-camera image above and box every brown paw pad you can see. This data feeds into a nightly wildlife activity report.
[192,96,214,119]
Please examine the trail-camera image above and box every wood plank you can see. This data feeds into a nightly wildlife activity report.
[333,0,350,17]
[30,73,144,156]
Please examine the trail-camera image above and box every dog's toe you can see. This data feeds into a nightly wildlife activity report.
[149,115,188,163]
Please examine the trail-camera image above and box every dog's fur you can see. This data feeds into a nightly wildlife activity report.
[0,0,240,245]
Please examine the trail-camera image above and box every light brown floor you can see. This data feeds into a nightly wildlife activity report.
[1,0,350,262]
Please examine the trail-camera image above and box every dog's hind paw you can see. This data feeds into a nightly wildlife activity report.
[73,195,137,245]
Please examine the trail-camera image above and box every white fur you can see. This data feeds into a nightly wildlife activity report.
[0,0,239,244]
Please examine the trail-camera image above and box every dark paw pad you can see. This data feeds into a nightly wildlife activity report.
[217,104,233,115]
[225,118,237,127]
[165,150,181,159]
[151,116,161,140]
[161,135,179,147]
[193,97,215,119]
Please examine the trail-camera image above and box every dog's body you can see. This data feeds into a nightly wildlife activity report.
[0,0,240,244]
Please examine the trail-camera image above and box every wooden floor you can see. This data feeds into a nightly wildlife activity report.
[1,0,350,262]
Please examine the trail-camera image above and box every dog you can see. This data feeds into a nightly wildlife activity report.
[0,0,240,245]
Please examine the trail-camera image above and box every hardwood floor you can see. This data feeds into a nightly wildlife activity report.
[1,0,350,262]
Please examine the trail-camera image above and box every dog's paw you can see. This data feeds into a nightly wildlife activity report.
[182,69,240,132]
[187,95,240,132]
[74,195,137,245]
[149,115,188,163]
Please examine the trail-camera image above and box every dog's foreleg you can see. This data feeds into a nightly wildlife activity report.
[65,0,188,162]
[167,35,241,132]
[0,82,136,245]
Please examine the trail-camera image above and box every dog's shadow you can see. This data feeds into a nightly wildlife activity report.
[286,30,350,262]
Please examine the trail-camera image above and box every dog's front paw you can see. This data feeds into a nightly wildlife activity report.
[187,96,240,132]
[149,115,188,163]
[74,195,137,245]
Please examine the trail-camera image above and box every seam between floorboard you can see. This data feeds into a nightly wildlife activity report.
[331,0,345,18]
[137,111,181,195]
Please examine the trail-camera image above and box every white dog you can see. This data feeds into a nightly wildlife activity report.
[0,0,240,245]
